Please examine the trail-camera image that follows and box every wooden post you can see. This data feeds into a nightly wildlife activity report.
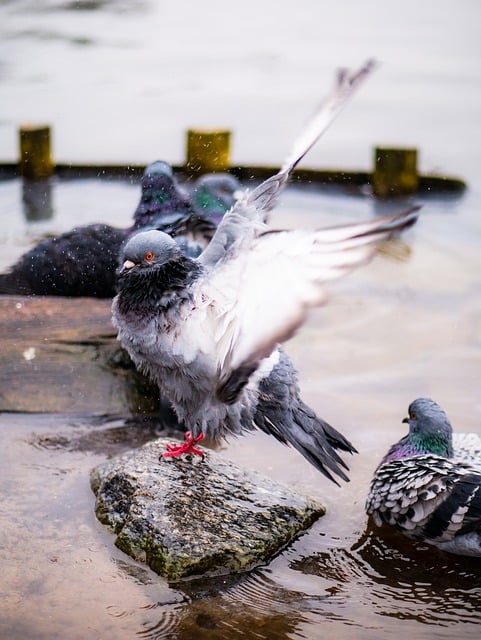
[372,147,418,197]
[186,129,231,174]
[19,124,54,179]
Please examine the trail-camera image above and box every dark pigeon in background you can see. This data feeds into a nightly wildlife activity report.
[112,60,419,484]
[131,160,192,231]
[0,161,228,297]
[366,398,481,557]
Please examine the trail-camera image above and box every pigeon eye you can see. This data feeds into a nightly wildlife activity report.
[410,410,417,420]
[144,252,154,261]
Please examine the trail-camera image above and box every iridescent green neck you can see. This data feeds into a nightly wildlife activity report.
[384,432,452,462]
[410,432,451,456]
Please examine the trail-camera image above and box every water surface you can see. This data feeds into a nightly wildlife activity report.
[0,178,480,639]
[1,1,481,638]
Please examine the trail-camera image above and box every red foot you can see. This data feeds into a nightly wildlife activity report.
[162,432,205,459]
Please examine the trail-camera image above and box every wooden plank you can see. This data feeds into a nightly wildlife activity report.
[0,295,159,414]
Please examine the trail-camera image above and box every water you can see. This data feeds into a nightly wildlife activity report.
[1,1,481,638]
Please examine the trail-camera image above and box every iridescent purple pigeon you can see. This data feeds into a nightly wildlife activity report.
[367,397,481,557]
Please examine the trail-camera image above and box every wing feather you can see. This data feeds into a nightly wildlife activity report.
[201,206,419,387]
[200,60,377,267]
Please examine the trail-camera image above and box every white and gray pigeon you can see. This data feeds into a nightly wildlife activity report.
[366,398,481,557]
[112,60,419,484]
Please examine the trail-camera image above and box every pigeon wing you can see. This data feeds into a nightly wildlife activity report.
[201,206,419,402]
[367,456,481,541]
[246,59,378,215]
[200,60,377,268]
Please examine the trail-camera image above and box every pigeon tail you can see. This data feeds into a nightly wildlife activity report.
[254,349,356,484]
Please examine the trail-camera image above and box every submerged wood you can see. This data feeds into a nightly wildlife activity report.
[0,295,159,414]
[91,437,325,582]
[0,162,467,194]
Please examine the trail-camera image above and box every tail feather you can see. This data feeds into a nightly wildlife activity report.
[260,410,354,486]
[255,349,356,485]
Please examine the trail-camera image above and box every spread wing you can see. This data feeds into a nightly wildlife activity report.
[199,206,419,400]
[193,59,418,401]
[200,59,378,268]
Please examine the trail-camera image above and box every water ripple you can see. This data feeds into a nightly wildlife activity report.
[291,525,481,628]
[136,609,180,640]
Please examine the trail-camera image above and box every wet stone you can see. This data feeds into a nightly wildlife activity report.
[90,438,325,582]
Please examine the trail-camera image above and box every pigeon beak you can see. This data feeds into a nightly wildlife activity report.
[122,259,136,270]
[402,417,409,424]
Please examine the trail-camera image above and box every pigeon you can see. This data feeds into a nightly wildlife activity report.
[171,173,243,258]
[132,160,193,231]
[0,161,215,297]
[0,223,128,297]
[112,60,420,484]
[366,398,481,557]
[191,173,242,224]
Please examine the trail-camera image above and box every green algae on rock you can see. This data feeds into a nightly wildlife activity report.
[91,438,325,581]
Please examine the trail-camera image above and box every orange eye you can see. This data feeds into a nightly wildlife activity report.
[144,252,154,261]
[410,411,417,420]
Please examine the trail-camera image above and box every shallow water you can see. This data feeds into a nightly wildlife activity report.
[1,0,481,638]
[0,176,481,639]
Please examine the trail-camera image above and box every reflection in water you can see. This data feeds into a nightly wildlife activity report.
[22,178,54,221]
[291,523,481,628]
[375,238,412,262]
[353,525,481,625]
[137,571,322,640]
[29,414,222,459]
[2,409,481,639]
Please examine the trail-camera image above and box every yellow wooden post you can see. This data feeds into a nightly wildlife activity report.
[372,147,418,197]
[19,124,54,179]
[186,129,231,174]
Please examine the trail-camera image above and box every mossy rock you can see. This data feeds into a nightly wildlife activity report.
[91,438,325,582]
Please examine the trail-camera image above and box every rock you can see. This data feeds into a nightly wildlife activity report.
[91,437,325,582]
[0,295,159,413]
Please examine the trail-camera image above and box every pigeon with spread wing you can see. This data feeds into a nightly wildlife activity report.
[112,60,419,484]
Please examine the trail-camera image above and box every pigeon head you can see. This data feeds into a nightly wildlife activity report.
[141,160,173,187]
[133,161,192,229]
[192,173,242,224]
[403,398,453,442]
[116,229,203,312]
[119,229,182,274]
[384,398,454,462]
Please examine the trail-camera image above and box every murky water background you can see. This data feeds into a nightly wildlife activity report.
[1,1,481,639]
